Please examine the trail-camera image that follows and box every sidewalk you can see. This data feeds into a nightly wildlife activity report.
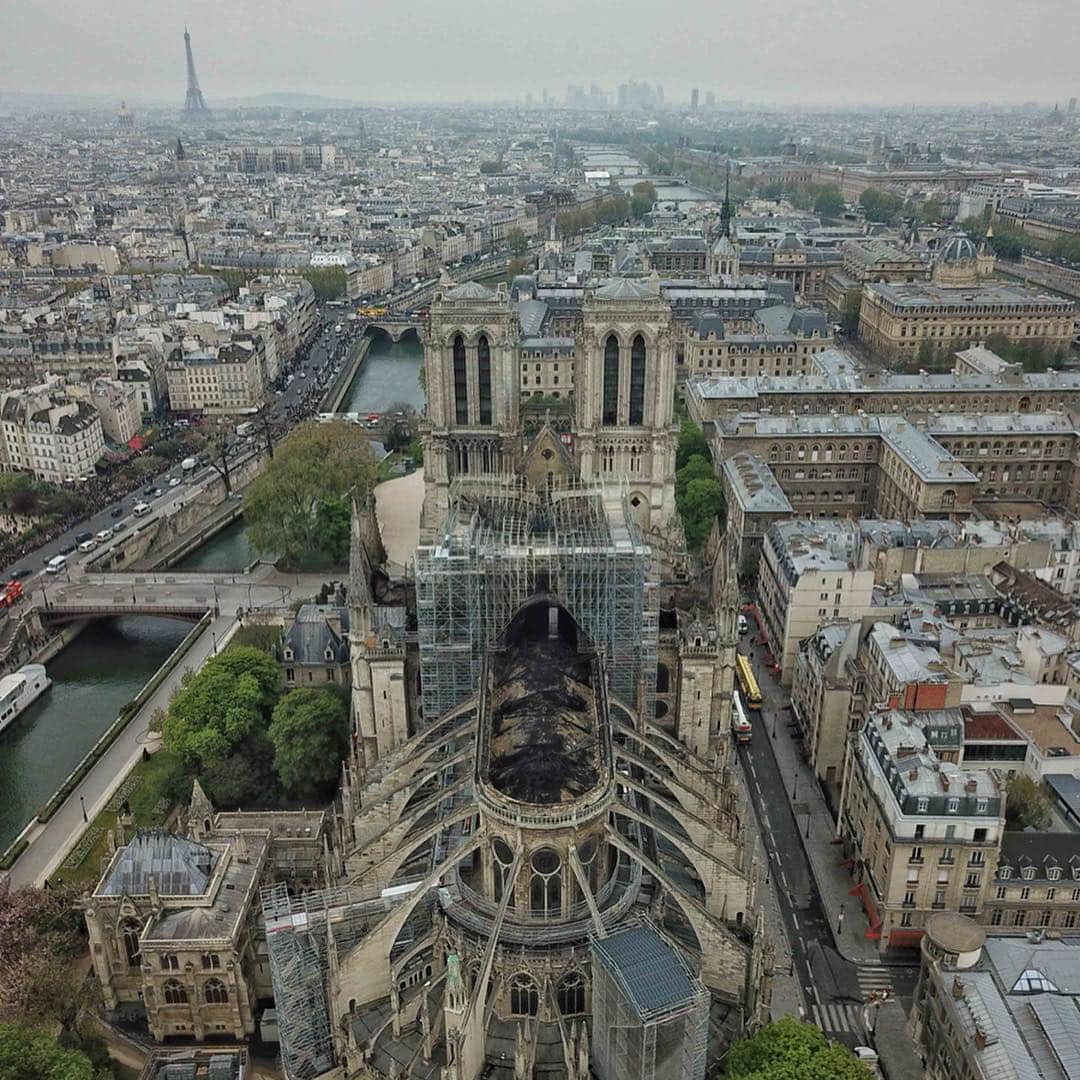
[758,684,882,966]
[758,859,804,1021]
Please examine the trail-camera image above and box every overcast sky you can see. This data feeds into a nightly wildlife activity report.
[1,0,1077,107]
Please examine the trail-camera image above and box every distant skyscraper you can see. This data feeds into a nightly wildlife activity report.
[691,87,699,111]
[182,27,210,115]
[117,101,134,132]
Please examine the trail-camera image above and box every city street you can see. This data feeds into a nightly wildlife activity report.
[0,305,346,588]
[734,631,923,1072]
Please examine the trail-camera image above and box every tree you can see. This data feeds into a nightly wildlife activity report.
[812,184,845,217]
[243,421,378,568]
[162,647,281,771]
[1005,773,1052,830]
[314,495,352,565]
[201,731,279,808]
[268,688,349,799]
[840,292,861,336]
[859,187,903,224]
[676,419,711,471]
[300,266,346,301]
[726,1017,873,1080]
[0,1024,100,1080]
[679,475,725,552]
[630,181,658,220]
[505,227,528,256]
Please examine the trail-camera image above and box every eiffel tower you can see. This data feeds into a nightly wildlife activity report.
[182,27,210,114]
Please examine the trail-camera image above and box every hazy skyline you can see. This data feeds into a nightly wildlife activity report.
[2,0,1078,107]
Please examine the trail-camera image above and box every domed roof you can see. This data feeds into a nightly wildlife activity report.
[938,234,977,263]
[777,232,804,251]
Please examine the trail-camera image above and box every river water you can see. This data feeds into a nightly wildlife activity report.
[0,333,429,854]
[0,617,189,850]
[341,334,425,414]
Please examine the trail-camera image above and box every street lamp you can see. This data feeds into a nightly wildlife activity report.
[837,903,845,938]
[79,795,88,823]
[804,812,812,839]
[211,631,218,655]
[792,769,798,801]
[772,712,778,739]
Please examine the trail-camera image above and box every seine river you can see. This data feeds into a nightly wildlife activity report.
[0,617,188,850]
[0,331,429,853]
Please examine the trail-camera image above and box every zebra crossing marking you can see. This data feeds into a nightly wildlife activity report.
[811,1002,866,1034]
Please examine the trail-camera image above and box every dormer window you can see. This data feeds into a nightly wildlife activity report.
[999,866,1013,880]
[283,647,293,661]
[325,648,334,661]
[1022,866,1036,881]
[1048,867,1062,881]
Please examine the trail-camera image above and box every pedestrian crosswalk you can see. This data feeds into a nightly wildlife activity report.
[810,1002,866,1035]
[856,966,895,997]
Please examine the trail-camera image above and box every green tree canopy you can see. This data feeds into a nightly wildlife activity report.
[314,495,352,566]
[858,187,904,224]
[0,1024,100,1080]
[505,227,528,256]
[812,184,845,217]
[243,421,378,568]
[1005,773,1052,830]
[679,475,726,552]
[162,647,281,771]
[726,1017,873,1080]
[676,419,711,470]
[268,688,349,799]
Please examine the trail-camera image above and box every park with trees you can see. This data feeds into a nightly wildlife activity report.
[243,419,378,569]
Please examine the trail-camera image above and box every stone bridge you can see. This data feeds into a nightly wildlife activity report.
[363,315,423,343]
[34,572,294,625]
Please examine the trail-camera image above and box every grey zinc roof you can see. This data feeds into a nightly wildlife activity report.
[722,453,793,515]
[593,277,654,301]
[591,925,700,1018]
[517,299,548,337]
[99,830,217,897]
[284,604,349,664]
[444,281,496,301]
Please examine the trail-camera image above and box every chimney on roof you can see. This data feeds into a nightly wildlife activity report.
[941,774,950,792]
[965,778,977,793]
[953,977,965,1000]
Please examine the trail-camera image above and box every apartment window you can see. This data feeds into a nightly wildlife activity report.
[995,886,1006,900]
[914,824,925,839]
[900,912,913,927]
[1039,910,1053,928]
[1021,887,1031,901]
[909,846,923,864]
[947,797,959,813]
[965,873,981,889]
[976,797,988,813]
[1047,888,1056,901]
[940,847,954,864]
[934,889,946,906]
[916,798,928,813]
[903,891,915,907]
[969,851,984,866]
[991,909,1004,926]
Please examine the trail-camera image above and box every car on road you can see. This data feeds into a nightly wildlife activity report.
[9,567,31,580]
[149,487,163,498]
[74,531,93,545]
[58,543,75,556]
[95,528,114,542]
[144,485,156,495]
[110,505,125,518]
[78,539,98,554]
[113,521,128,533]
[168,477,182,488]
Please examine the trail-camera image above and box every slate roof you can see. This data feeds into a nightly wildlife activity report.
[99,830,216,897]
[593,278,654,301]
[283,604,349,664]
[443,281,496,301]
[591,924,701,1018]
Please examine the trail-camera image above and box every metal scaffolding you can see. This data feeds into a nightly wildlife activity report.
[416,478,658,726]
[260,882,385,1080]
[590,922,709,1080]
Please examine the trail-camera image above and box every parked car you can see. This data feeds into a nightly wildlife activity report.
[74,531,93,545]
[113,521,128,533]
[111,505,125,518]
[168,477,182,488]
[9,567,31,580]
[58,543,75,555]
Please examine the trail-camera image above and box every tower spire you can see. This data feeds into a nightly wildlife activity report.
[720,159,732,238]
[183,26,210,115]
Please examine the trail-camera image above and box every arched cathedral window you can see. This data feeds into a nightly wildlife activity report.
[477,335,492,425]
[629,335,646,425]
[602,335,619,425]
[453,334,468,425]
